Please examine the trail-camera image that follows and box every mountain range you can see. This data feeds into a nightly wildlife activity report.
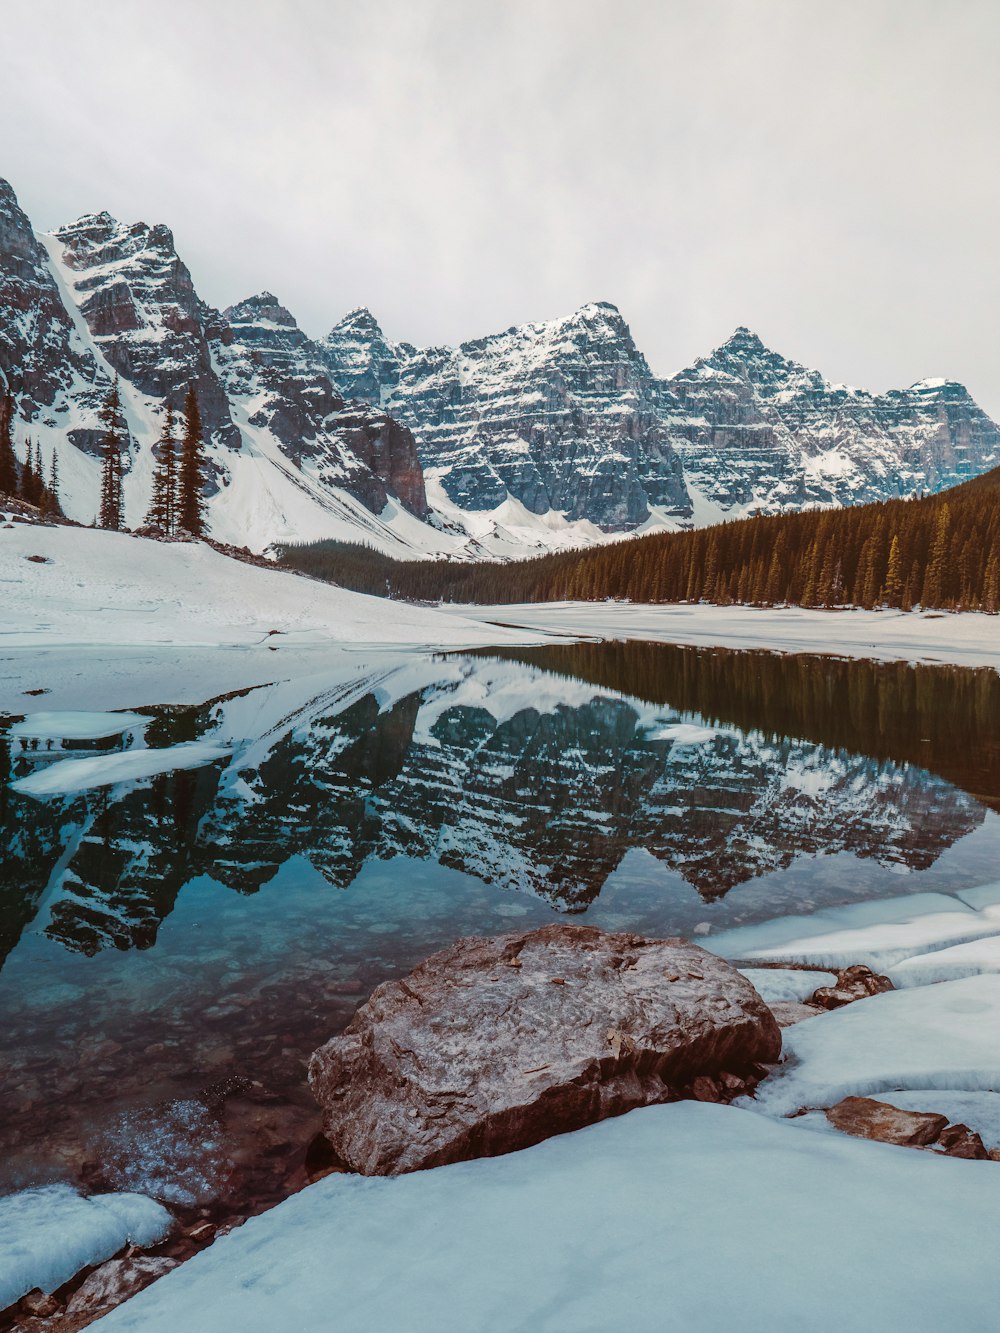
[2,176,997,556]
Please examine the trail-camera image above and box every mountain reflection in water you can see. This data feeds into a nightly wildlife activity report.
[2,642,998,966]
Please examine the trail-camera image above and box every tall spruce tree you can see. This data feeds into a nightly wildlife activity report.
[178,386,206,537]
[49,449,61,515]
[98,380,125,530]
[0,392,17,498]
[146,405,178,534]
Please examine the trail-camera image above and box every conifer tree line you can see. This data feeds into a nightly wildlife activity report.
[96,381,207,536]
[277,463,1000,614]
[0,389,63,517]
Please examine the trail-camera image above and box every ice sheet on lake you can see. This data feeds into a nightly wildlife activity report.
[0,1184,171,1309]
[889,934,1000,987]
[646,722,717,745]
[94,1102,1000,1333]
[12,742,229,797]
[738,967,836,1003]
[751,975,1000,1118]
[8,711,148,740]
[708,891,1000,969]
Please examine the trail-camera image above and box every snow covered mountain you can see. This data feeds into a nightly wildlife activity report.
[2,176,998,554]
[325,307,1000,530]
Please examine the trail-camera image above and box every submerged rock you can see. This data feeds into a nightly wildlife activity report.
[825,1096,948,1146]
[308,923,781,1175]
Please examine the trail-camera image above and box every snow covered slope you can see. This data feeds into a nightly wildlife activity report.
[0,523,528,650]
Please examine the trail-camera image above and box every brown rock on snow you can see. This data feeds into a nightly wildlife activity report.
[64,1256,179,1320]
[825,1096,948,1147]
[308,923,781,1176]
[810,964,893,1010]
[937,1123,989,1160]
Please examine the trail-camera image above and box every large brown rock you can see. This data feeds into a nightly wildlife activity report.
[308,923,781,1175]
[825,1096,948,1147]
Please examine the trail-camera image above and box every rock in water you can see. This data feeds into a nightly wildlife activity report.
[810,964,893,1010]
[825,1096,948,1147]
[308,923,781,1175]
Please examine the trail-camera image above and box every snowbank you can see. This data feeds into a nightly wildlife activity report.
[751,975,1000,1117]
[0,1185,171,1310]
[708,891,1000,970]
[95,1103,1000,1333]
[889,935,1000,987]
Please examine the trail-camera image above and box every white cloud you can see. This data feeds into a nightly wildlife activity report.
[4,0,999,413]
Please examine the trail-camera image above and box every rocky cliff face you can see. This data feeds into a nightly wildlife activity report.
[2,176,999,547]
[0,180,109,458]
[50,212,239,450]
[0,180,431,548]
[214,292,427,516]
[324,302,692,527]
[667,327,1000,513]
[322,307,1000,529]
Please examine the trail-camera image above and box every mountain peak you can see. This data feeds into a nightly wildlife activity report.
[224,292,298,328]
[329,306,385,338]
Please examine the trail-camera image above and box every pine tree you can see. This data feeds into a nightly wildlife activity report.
[881,534,903,605]
[920,503,951,607]
[0,392,17,498]
[49,449,61,515]
[22,438,42,507]
[99,380,125,530]
[178,386,206,537]
[146,406,178,534]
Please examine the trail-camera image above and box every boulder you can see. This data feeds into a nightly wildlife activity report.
[308,923,781,1175]
[64,1255,179,1318]
[937,1123,989,1160]
[825,1096,947,1147]
[810,965,893,1010]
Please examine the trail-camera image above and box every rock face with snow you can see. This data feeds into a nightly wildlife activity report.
[2,175,999,549]
[334,302,692,527]
[323,307,1000,529]
[0,179,433,550]
[51,211,239,451]
[307,923,781,1175]
[213,292,427,516]
[0,180,110,458]
[667,327,1000,513]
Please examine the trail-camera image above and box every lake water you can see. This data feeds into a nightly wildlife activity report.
[2,641,999,1222]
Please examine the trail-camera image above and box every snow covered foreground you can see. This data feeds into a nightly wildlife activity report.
[94,1102,1000,1333]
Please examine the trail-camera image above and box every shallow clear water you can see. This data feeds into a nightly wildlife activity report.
[2,641,999,1213]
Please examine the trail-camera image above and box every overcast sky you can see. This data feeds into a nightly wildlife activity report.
[4,0,999,412]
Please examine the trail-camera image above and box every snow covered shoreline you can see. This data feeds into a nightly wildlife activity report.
[448,600,1000,671]
[2,525,998,715]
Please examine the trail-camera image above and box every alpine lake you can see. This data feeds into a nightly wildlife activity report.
[2,640,999,1229]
